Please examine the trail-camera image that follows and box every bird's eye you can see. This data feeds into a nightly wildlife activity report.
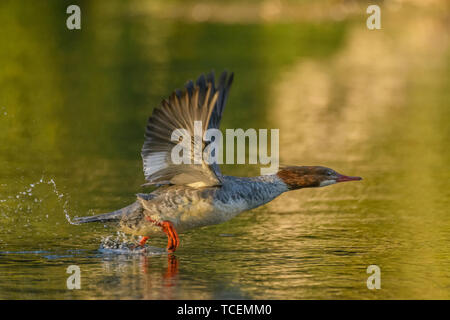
[327,171,333,176]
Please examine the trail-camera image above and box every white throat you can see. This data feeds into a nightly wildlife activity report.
[319,179,336,187]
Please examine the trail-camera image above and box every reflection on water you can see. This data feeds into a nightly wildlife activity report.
[0,0,449,299]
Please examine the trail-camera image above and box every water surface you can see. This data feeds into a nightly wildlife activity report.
[0,1,449,299]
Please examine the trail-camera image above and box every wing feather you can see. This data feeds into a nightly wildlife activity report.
[141,71,234,187]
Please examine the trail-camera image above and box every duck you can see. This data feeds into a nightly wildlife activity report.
[73,71,362,252]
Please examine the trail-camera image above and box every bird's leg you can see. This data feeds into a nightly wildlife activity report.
[144,217,180,252]
[131,236,149,250]
[161,221,180,253]
[138,236,150,247]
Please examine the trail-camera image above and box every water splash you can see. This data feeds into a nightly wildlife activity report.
[0,177,164,253]
[99,231,166,255]
[100,231,135,249]
[0,106,7,117]
[0,176,71,222]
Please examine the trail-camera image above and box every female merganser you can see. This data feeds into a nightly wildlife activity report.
[73,71,362,252]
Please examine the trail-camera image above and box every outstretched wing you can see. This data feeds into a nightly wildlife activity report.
[142,71,234,187]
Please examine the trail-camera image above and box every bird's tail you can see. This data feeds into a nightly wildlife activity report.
[71,201,142,224]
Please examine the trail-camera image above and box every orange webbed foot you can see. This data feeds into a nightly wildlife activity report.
[161,221,180,253]
[138,236,150,247]
[131,236,149,250]
[144,217,180,252]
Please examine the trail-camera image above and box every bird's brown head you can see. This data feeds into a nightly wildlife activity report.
[277,166,362,190]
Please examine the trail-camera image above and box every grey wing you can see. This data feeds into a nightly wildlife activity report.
[141,71,234,187]
[206,71,234,131]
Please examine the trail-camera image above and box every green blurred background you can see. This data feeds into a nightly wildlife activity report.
[0,0,449,299]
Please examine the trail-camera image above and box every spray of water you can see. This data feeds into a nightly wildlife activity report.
[0,176,71,223]
[0,177,162,253]
[0,106,7,116]
[99,231,166,254]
